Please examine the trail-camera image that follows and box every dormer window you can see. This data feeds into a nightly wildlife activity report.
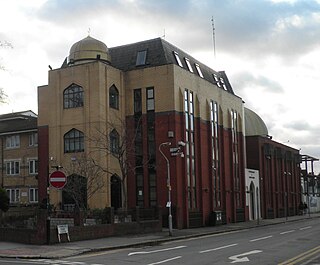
[184,58,193,72]
[195,63,204,78]
[173,51,183,67]
[136,50,147,66]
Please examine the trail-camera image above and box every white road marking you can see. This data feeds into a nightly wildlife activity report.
[229,250,262,263]
[147,256,182,265]
[249,235,273,242]
[128,245,186,256]
[199,243,238,254]
[300,226,312,230]
[280,230,295,235]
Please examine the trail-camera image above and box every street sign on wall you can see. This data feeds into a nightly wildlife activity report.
[49,170,67,189]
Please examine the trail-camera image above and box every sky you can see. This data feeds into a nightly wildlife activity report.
[0,0,320,172]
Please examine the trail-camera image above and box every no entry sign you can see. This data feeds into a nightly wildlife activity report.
[49,170,67,189]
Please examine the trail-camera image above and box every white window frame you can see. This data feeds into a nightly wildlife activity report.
[29,188,38,203]
[5,160,20,175]
[28,159,38,175]
[173,51,183,67]
[6,189,20,203]
[195,63,204,78]
[6,135,20,149]
[29,132,38,146]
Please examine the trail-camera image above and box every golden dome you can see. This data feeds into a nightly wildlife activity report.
[68,36,111,65]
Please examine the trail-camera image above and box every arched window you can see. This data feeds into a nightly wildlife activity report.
[64,129,84,153]
[64,84,84,109]
[109,85,119,109]
[109,129,119,154]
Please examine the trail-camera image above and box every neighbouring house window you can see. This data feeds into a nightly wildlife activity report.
[6,189,20,203]
[6,160,20,175]
[6,135,20,149]
[64,129,84,153]
[110,129,120,154]
[29,188,38,203]
[63,84,84,109]
[29,159,38,174]
[29,132,38,146]
[136,50,147,66]
[109,85,119,110]
[173,51,183,67]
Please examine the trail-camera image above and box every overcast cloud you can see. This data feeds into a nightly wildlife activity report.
[0,0,320,172]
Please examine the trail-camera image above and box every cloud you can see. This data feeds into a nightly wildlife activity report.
[232,71,284,94]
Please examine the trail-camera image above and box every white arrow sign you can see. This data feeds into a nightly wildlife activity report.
[229,250,262,263]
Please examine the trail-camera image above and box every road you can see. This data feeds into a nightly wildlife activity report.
[1,218,320,265]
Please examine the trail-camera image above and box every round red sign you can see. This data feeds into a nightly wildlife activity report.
[49,170,67,189]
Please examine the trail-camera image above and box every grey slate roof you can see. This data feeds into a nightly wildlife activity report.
[0,111,38,135]
[109,38,235,95]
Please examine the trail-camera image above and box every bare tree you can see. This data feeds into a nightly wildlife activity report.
[63,153,106,211]
[90,115,145,209]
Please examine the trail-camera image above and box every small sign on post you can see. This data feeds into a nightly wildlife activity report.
[57,224,70,242]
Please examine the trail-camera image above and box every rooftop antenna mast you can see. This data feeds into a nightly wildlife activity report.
[211,16,216,59]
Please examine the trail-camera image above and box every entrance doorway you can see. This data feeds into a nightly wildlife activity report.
[111,174,122,210]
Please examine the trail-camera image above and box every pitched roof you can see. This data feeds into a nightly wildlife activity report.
[0,111,38,135]
[109,38,235,94]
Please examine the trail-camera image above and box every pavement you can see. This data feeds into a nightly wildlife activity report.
[0,212,319,259]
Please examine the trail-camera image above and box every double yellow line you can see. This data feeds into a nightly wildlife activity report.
[279,245,320,265]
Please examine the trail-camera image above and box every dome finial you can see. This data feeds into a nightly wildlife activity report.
[87,27,91,37]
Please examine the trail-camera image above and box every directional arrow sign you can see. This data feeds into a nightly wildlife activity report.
[229,250,262,263]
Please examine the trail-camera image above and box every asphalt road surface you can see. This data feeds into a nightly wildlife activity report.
[1,218,320,265]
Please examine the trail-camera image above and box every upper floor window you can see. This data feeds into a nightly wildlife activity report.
[29,159,38,175]
[6,135,20,149]
[136,50,147,66]
[134,89,142,114]
[6,160,20,175]
[146,87,155,111]
[63,84,84,109]
[109,85,119,110]
[195,63,204,78]
[110,129,120,154]
[64,129,84,153]
[29,132,38,147]
[184,58,193,73]
[173,51,183,67]
[29,188,38,203]
[7,189,20,203]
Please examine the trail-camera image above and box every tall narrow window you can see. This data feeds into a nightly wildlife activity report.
[110,129,120,154]
[109,85,119,109]
[210,101,220,208]
[185,89,196,209]
[63,84,84,109]
[146,87,156,206]
[64,129,84,153]
[136,50,147,66]
[231,110,240,207]
[146,87,155,111]
[29,188,38,203]
[134,89,144,207]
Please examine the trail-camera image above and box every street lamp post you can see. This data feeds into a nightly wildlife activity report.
[159,141,185,237]
[159,142,173,236]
